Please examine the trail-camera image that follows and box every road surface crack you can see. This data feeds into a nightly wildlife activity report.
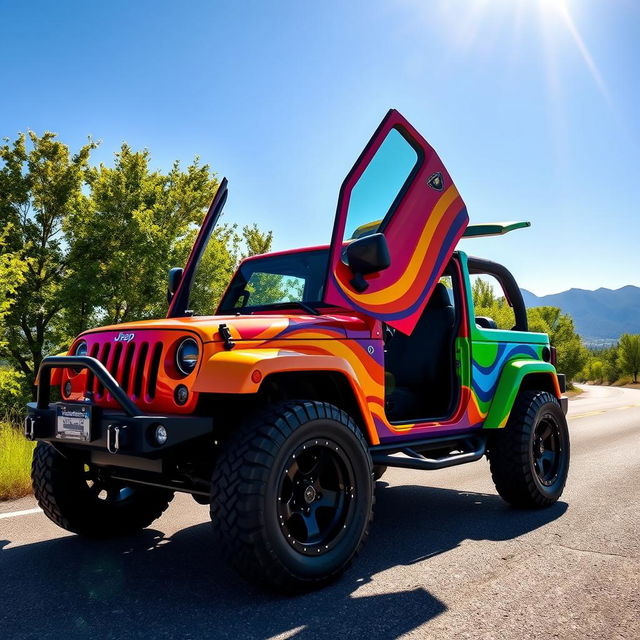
[554,541,634,559]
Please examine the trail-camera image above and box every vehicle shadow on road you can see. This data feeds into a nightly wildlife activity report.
[0,483,567,640]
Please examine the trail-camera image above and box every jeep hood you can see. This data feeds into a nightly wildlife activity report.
[80,313,371,344]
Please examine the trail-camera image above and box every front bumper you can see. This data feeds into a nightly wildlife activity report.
[25,355,212,456]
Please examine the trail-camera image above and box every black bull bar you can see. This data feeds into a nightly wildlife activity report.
[24,355,212,455]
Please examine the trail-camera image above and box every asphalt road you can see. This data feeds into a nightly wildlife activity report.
[1,385,639,639]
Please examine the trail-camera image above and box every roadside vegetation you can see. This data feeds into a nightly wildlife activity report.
[576,334,640,386]
[0,422,34,500]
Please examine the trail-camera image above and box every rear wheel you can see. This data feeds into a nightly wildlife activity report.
[32,442,173,536]
[210,400,374,592]
[487,390,570,508]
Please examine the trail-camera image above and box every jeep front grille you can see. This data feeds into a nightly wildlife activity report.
[87,338,159,401]
[63,329,198,413]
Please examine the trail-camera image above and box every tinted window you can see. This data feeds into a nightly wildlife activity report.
[343,127,419,241]
[218,249,329,313]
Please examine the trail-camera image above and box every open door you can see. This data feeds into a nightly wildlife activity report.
[323,110,468,334]
[167,178,228,318]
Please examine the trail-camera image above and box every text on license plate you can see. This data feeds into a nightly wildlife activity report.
[56,403,91,441]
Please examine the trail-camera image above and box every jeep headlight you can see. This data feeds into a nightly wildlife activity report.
[176,338,199,376]
[74,340,88,357]
[72,339,88,374]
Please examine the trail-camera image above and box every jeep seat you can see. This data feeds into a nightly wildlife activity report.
[384,282,456,421]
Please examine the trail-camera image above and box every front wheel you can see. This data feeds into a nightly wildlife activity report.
[487,391,570,508]
[32,442,173,536]
[210,401,374,592]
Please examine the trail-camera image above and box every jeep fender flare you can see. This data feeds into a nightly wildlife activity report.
[483,360,561,429]
[192,348,379,443]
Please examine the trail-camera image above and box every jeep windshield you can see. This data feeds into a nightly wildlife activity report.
[214,249,329,315]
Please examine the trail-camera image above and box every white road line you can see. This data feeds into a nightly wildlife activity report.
[0,507,42,520]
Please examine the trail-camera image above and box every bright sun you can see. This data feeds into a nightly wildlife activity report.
[416,0,610,105]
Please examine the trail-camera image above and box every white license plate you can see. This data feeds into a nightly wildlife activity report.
[56,403,92,441]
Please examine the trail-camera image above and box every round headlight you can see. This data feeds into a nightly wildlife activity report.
[72,340,88,374]
[74,340,88,357]
[176,338,199,376]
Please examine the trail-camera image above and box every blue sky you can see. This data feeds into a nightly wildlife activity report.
[1,0,638,295]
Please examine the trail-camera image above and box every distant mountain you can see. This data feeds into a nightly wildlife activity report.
[521,285,640,344]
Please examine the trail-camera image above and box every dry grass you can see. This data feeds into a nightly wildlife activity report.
[0,422,34,500]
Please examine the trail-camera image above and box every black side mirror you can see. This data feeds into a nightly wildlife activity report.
[167,267,184,303]
[346,233,391,293]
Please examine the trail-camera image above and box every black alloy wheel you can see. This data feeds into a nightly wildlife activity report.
[532,416,563,486]
[277,439,355,556]
[488,390,570,508]
[210,400,374,591]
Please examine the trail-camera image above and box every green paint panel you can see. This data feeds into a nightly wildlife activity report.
[462,221,531,238]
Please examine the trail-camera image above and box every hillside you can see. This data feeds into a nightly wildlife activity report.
[521,285,640,344]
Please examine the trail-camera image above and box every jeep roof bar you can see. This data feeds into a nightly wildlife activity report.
[462,221,530,238]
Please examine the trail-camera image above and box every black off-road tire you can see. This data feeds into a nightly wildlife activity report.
[487,390,570,508]
[32,442,173,536]
[210,400,374,592]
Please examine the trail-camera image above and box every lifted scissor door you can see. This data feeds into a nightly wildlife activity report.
[323,110,468,334]
[167,178,228,318]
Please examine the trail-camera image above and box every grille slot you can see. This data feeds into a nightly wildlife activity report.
[106,342,123,401]
[86,343,100,393]
[95,343,110,398]
[133,343,149,399]
[121,342,136,393]
[147,342,163,400]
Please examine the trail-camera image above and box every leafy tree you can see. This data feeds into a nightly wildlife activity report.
[0,225,31,413]
[242,223,273,258]
[618,334,640,383]
[0,132,95,387]
[601,345,621,384]
[529,306,588,383]
[472,277,496,308]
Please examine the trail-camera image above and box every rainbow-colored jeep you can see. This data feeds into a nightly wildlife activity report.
[25,110,569,591]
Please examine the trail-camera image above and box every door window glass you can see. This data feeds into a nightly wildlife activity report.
[343,128,419,241]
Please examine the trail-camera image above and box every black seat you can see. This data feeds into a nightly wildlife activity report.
[385,282,456,421]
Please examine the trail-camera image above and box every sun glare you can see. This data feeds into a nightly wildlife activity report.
[402,0,611,106]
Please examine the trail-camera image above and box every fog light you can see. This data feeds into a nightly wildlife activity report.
[63,381,72,397]
[155,424,168,446]
[175,384,189,405]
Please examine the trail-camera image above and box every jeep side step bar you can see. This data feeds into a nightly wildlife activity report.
[370,434,487,471]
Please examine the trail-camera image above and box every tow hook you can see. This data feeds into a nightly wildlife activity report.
[106,424,121,454]
[24,415,37,441]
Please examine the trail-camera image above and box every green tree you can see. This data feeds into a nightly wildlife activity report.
[66,144,221,326]
[529,306,588,383]
[472,277,496,308]
[0,132,95,387]
[601,345,621,384]
[242,223,273,258]
[618,334,640,383]
[0,225,31,414]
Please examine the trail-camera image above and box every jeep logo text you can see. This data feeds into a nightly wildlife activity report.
[114,332,135,343]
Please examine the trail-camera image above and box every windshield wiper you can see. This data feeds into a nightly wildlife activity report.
[276,301,320,315]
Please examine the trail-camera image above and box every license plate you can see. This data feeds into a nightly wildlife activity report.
[56,403,92,441]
